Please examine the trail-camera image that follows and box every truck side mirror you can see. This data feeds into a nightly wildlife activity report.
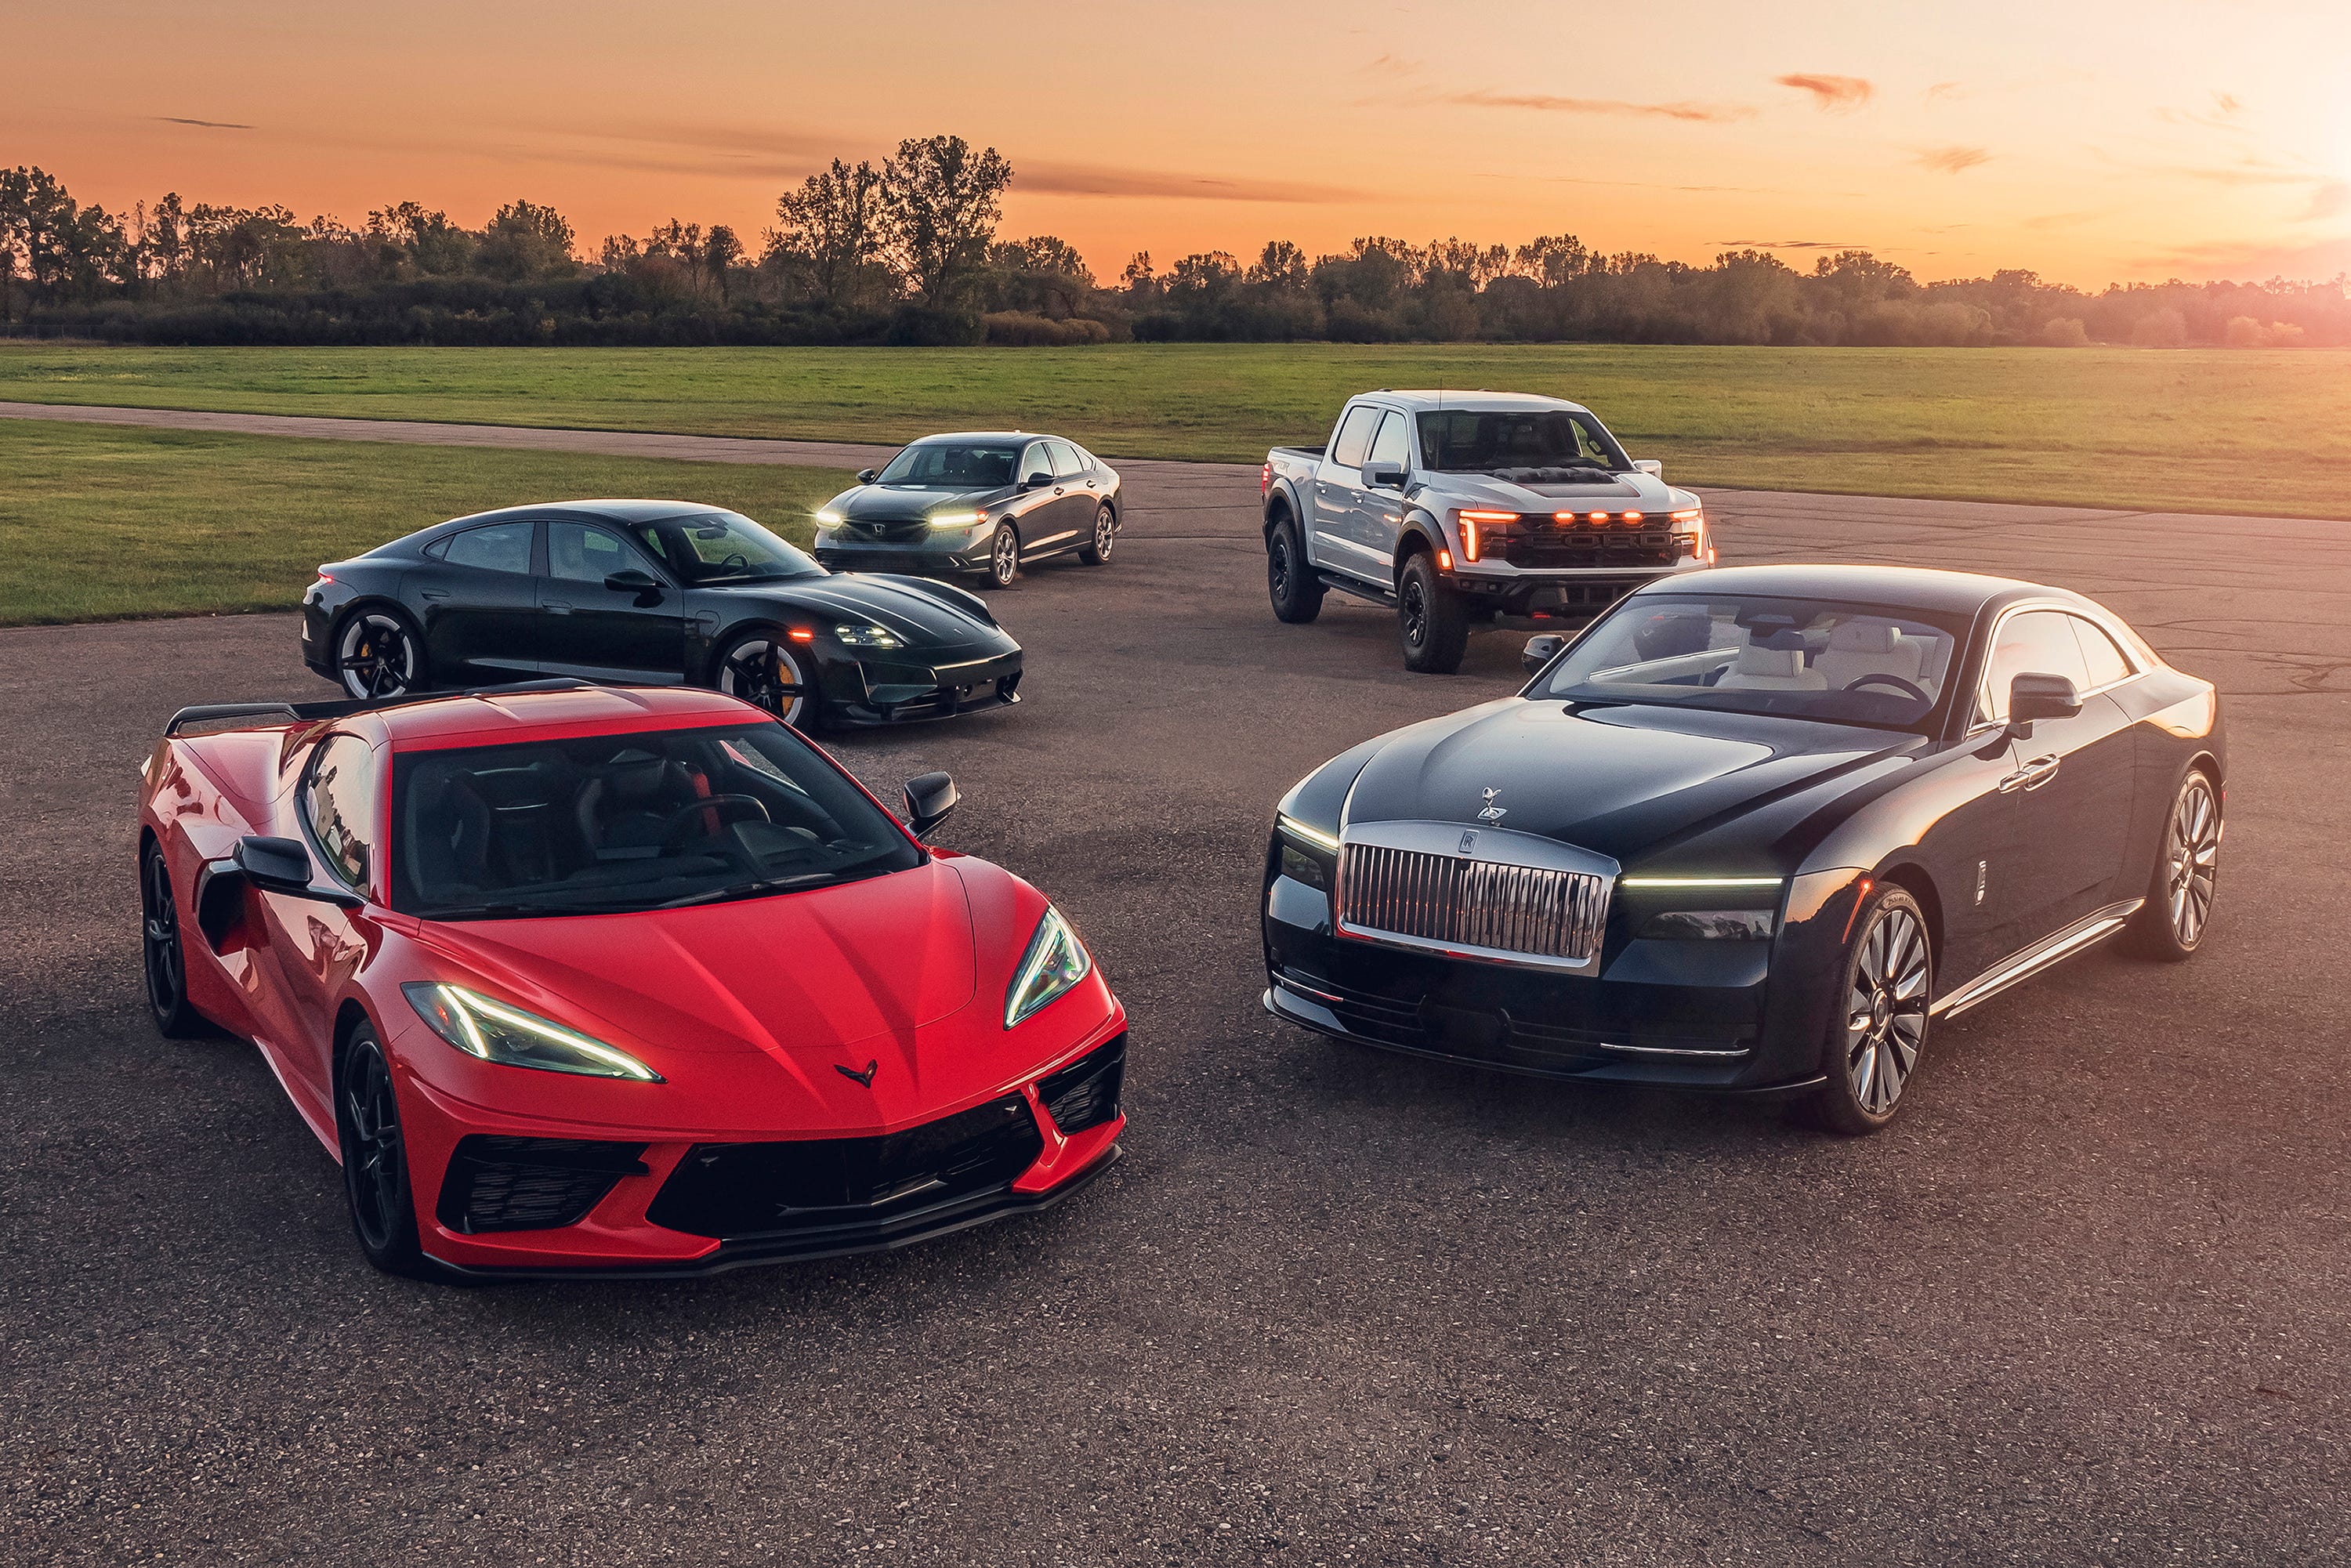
[857,469,880,483]
[1633,459,1663,477]
[1522,634,1567,676]
[1363,460,1407,490]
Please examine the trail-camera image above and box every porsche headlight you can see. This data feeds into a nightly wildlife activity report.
[834,622,905,648]
[1005,906,1092,1029]
[929,509,984,528]
[402,982,663,1081]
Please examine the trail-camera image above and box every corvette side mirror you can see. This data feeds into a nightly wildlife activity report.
[234,835,362,907]
[603,568,663,605]
[903,771,958,837]
[1362,460,1407,490]
[857,469,880,483]
[1633,458,1663,477]
[1522,634,1567,676]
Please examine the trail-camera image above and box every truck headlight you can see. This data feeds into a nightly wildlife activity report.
[402,983,663,1081]
[1005,906,1092,1028]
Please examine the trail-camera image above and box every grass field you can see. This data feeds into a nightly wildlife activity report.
[5,342,2351,517]
[0,422,845,626]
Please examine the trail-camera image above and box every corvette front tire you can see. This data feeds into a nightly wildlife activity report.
[337,1024,432,1278]
[140,841,211,1039]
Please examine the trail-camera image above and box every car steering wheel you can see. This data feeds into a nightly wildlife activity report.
[1842,673,1931,702]
[656,795,770,850]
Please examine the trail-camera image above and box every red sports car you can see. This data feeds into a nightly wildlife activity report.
[136,680,1125,1278]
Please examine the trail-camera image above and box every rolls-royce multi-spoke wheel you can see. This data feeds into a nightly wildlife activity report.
[338,1023,429,1276]
[140,841,208,1038]
[1802,885,1932,1135]
[715,631,813,728]
[2131,768,2220,961]
[335,608,426,701]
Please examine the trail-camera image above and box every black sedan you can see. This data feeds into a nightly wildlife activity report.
[811,432,1122,588]
[300,501,1023,729]
[1262,563,2223,1132]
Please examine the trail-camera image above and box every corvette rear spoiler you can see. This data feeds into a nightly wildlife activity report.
[162,679,597,737]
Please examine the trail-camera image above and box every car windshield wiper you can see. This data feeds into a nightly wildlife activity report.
[654,871,842,909]
[426,900,649,921]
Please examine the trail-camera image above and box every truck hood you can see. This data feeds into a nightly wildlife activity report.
[1413,470,1695,512]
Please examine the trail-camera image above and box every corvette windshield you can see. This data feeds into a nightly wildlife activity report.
[875,442,1021,488]
[1417,409,1630,476]
[1534,594,1969,733]
[389,722,921,919]
[639,510,823,585]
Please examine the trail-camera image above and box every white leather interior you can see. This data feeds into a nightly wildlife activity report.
[1715,642,1825,690]
[1814,618,1928,692]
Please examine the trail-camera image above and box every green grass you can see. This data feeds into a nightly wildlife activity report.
[5,342,2351,516]
[0,422,846,626]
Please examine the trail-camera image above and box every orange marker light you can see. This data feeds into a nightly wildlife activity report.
[1437,549,1454,570]
[787,628,816,643]
[1588,511,1608,523]
[1622,511,1643,524]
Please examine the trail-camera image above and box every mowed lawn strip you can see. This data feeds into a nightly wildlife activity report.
[0,422,846,626]
[5,341,2350,517]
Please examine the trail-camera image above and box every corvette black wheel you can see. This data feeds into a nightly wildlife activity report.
[141,841,208,1038]
[339,1023,429,1276]
[985,524,1021,588]
[1079,504,1116,565]
[1799,885,1931,1135]
[335,608,426,701]
[1396,552,1469,674]
[1266,516,1323,624]
[715,631,815,728]
[2130,767,2219,961]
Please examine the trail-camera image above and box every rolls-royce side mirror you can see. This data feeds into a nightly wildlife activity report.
[1633,458,1663,477]
[2006,672,2083,735]
[857,469,880,484]
[1522,634,1567,676]
[233,835,361,907]
[603,569,664,604]
[903,771,959,836]
[1362,460,1407,490]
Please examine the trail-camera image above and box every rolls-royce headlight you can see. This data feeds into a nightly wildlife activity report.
[834,623,905,648]
[402,983,663,1081]
[1005,906,1092,1028]
[1275,813,1341,853]
[1639,910,1776,940]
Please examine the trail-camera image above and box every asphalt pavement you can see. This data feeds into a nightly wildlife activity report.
[2,433,2348,1565]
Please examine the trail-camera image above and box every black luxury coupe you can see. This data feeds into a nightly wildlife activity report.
[301,501,1023,729]
[1263,563,2223,1133]
[811,432,1122,587]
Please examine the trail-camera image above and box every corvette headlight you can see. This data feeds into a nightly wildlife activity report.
[1005,906,1092,1029]
[402,982,663,1081]
[814,509,843,527]
[833,622,905,648]
[929,509,984,528]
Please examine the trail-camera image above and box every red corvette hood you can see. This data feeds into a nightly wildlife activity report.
[415,860,977,1067]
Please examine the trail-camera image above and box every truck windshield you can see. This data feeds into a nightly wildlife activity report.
[876,442,1021,488]
[1417,410,1631,475]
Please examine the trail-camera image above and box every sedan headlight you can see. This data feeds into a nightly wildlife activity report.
[928,509,984,528]
[814,509,843,527]
[1005,906,1092,1029]
[833,622,905,648]
[402,982,663,1081]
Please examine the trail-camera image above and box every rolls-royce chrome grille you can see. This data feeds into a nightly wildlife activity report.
[1339,842,1609,965]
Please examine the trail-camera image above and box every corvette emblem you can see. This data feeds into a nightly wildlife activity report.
[835,1059,879,1087]
[1477,787,1508,824]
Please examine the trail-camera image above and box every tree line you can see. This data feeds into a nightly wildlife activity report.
[4,143,2346,349]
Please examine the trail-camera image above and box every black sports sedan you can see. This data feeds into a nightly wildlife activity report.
[811,432,1122,588]
[300,501,1023,729]
[1262,563,2223,1133]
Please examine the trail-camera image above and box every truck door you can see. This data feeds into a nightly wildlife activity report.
[1352,410,1416,564]
[1313,404,1383,578]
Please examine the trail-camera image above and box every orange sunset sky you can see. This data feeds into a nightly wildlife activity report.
[10,0,2350,285]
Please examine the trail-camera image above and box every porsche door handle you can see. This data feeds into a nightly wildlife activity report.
[419,589,450,601]
[542,600,573,614]
[1998,755,2062,792]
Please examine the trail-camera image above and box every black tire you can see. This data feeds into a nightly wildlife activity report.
[1795,885,1933,1135]
[713,628,821,730]
[984,524,1021,588]
[2128,766,2220,961]
[1078,503,1116,566]
[1396,551,1469,674]
[337,1023,433,1278]
[332,605,429,701]
[1266,515,1324,625]
[140,840,210,1038]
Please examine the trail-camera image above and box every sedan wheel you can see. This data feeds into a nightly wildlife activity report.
[1079,504,1116,566]
[2132,769,2220,960]
[716,633,811,727]
[141,842,207,1037]
[986,524,1020,588]
[336,610,424,701]
[338,1025,429,1276]
[1800,885,1931,1135]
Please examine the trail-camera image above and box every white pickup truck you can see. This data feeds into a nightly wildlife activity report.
[1259,390,1714,672]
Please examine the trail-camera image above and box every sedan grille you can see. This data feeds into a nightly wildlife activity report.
[1339,843,1609,965]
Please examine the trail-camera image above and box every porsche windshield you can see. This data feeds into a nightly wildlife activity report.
[638,510,822,584]
[1534,594,1970,733]
[1417,409,1631,475]
[875,442,1021,488]
[389,722,921,919]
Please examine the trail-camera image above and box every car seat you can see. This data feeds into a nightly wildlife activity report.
[404,762,495,901]
[1813,619,1928,693]
[1715,639,1827,690]
[575,751,701,860]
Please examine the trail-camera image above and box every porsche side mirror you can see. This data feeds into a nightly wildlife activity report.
[2007,672,2082,730]
[1633,458,1663,477]
[1363,460,1407,490]
[1522,634,1567,676]
[233,835,362,907]
[903,771,958,837]
[1020,473,1055,490]
[857,469,880,483]
[603,568,663,605]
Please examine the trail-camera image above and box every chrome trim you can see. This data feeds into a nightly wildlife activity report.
[1335,820,1617,973]
[1271,973,1343,1005]
[1596,1040,1753,1059]
[1929,897,2145,1019]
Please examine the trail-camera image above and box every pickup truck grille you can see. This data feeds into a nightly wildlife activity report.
[1496,528,1681,570]
[1339,843,1610,964]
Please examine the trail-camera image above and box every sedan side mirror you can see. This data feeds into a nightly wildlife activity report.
[903,771,958,836]
[1522,634,1567,676]
[1362,460,1407,490]
[856,469,880,484]
[603,568,664,605]
[2008,672,2083,729]
[1633,458,1663,477]
[1020,473,1055,491]
[234,835,361,907]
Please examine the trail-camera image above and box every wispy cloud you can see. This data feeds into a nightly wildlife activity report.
[2158,91,2247,131]
[1776,74,1872,112]
[1719,237,1860,249]
[1917,146,1992,174]
[155,116,253,130]
[1446,89,1753,123]
[1925,81,1965,101]
[1016,162,1362,204]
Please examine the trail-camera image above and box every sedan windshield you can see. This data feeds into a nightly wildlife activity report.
[1534,594,1970,733]
[1418,409,1631,476]
[875,442,1021,488]
[640,510,823,585]
[389,722,922,919]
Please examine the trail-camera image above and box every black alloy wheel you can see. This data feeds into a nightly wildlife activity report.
[1266,516,1324,624]
[1079,503,1116,566]
[335,609,426,701]
[339,1023,429,1276]
[1396,551,1469,674]
[141,841,208,1037]
[1799,884,1932,1135]
[715,631,814,728]
[2131,768,2220,961]
[986,524,1021,588]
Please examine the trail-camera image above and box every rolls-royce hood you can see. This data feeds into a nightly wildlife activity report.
[1339,698,1902,865]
